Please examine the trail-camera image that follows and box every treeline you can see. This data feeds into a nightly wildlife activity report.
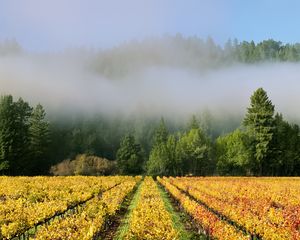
[0,95,50,175]
[215,88,300,176]
[1,88,300,176]
[2,37,300,80]
[146,117,213,176]
[225,39,300,63]
[116,88,300,176]
[48,113,236,176]
[91,36,300,79]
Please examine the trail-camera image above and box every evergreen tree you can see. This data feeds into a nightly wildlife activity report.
[270,113,300,175]
[146,118,170,176]
[188,115,199,130]
[116,134,143,174]
[28,104,50,174]
[152,118,168,146]
[243,88,274,175]
[0,95,15,174]
[165,135,180,176]
[224,38,233,60]
[177,127,211,175]
[11,98,32,174]
[147,134,179,176]
[0,95,33,175]
[199,110,214,137]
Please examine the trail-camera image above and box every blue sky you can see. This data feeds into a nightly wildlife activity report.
[0,0,299,51]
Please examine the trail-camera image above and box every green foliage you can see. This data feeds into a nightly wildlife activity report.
[216,129,253,175]
[91,36,300,80]
[147,134,181,176]
[153,118,168,146]
[13,98,32,174]
[146,119,169,176]
[0,95,15,174]
[0,95,33,175]
[188,115,200,130]
[0,95,53,175]
[166,135,180,176]
[146,119,184,176]
[215,88,300,176]
[2,86,300,177]
[231,39,300,63]
[243,88,274,175]
[0,160,9,172]
[147,117,213,176]
[116,134,143,174]
[176,128,212,176]
[269,113,300,175]
[147,141,169,176]
[28,104,50,174]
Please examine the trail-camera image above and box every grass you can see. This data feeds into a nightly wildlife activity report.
[114,179,143,240]
[115,178,207,240]
[156,181,208,240]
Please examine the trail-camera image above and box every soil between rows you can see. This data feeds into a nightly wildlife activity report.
[98,179,143,240]
[156,180,208,240]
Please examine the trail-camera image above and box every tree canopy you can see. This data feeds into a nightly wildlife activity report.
[1,86,300,176]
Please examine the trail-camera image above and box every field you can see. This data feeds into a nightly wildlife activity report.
[0,177,300,240]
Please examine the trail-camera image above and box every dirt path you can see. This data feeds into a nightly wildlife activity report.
[156,180,207,240]
[98,179,142,240]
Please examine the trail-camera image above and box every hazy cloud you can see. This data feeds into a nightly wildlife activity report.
[0,49,299,122]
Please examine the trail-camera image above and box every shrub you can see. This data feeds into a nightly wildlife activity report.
[50,154,116,176]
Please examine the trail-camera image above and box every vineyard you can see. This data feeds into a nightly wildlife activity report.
[0,177,300,239]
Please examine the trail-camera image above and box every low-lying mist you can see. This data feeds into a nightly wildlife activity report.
[0,39,299,123]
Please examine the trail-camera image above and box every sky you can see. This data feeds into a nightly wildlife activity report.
[1,0,300,51]
[1,0,300,121]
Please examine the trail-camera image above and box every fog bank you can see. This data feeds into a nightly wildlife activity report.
[0,47,299,121]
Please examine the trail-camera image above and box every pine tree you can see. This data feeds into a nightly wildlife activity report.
[12,98,32,174]
[0,96,33,175]
[243,88,274,175]
[116,134,143,174]
[147,118,169,176]
[0,95,14,174]
[188,115,199,130]
[165,135,179,176]
[152,118,168,146]
[147,134,179,176]
[28,104,50,174]
[271,113,300,176]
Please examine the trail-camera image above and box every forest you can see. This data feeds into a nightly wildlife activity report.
[1,37,300,176]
